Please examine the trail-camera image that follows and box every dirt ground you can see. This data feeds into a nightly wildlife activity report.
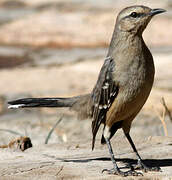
[1,136,172,180]
[0,0,172,179]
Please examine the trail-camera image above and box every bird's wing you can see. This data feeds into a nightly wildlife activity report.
[91,57,119,150]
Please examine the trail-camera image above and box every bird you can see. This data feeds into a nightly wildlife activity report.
[8,5,166,176]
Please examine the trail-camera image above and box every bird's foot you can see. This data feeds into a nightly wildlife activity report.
[134,160,161,173]
[102,168,143,177]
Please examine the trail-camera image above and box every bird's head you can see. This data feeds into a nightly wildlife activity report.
[116,5,166,34]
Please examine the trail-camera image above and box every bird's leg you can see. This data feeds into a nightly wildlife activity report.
[102,137,142,176]
[125,133,161,172]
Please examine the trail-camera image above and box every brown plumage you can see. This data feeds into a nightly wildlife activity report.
[8,5,166,176]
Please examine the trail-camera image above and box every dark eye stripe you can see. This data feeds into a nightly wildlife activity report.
[121,12,145,21]
[130,12,144,18]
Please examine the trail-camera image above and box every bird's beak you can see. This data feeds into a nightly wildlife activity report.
[149,8,166,16]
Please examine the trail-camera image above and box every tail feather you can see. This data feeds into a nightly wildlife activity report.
[8,97,80,109]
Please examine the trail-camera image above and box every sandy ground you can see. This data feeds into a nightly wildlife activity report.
[1,136,172,180]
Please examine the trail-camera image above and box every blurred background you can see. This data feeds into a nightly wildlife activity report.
[0,0,172,147]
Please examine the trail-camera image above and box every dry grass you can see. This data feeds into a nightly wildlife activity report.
[154,97,172,136]
[45,116,63,144]
[161,97,172,122]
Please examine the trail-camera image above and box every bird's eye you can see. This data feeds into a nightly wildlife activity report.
[130,12,138,18]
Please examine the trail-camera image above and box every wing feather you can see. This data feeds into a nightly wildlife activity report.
[91,57,118,150]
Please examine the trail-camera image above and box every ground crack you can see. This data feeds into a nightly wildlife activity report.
[1,161,55,176]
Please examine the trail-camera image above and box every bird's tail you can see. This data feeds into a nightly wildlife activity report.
[8,96,80,109]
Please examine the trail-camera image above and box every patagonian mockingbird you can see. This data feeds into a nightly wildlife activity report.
[8,5,166,176]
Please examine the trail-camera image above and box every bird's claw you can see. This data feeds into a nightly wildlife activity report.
[126,170,143,176]
[135,160,162,173]
[102,168,127,177]
[102,168,143,177]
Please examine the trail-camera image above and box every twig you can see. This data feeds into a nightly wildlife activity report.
[0,129,23,136]
[45,116,63,144]
[161,97,172,122]
[154,107,168,136]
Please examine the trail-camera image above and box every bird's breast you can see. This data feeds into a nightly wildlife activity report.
[108,54,154,123]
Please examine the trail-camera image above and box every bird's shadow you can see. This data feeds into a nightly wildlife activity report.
[44,154,172,169]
